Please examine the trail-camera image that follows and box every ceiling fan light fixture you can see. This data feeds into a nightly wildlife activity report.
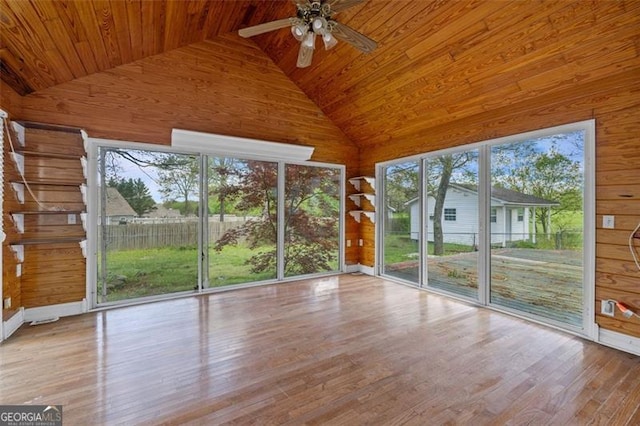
[312,17,328,34]
[302,31,316,49]
[322,32,338,50]
[291,24,306,41]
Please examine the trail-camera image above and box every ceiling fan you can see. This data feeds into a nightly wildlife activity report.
[238,0,377,68]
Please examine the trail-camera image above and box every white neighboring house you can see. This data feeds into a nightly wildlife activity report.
[407,183,559,247]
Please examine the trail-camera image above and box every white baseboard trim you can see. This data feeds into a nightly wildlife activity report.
[24,299,87,323]
[598,327,640,356]
[2,308,24,340]
[358,264,375,275]
[345,264,375,275]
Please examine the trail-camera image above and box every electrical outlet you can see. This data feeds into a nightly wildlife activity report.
[346,240,351,247]
[3,297,11,309]
[359,239,364,246]
[68,214,77,225]
[601,299,615,317]
[602,215,615,229]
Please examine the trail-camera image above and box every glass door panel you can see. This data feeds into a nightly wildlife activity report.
[284,164,341,277]
[98,148,200,303]
[425,150,479,299]
[208,159,278,286]
[490,131,585,327]
[381,161,420,284]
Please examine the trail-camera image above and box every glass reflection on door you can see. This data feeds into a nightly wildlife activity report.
[425,150,479,300]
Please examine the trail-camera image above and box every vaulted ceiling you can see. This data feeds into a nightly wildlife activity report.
[1,0,639,149]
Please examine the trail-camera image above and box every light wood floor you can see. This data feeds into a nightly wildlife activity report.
[1,274,639,425]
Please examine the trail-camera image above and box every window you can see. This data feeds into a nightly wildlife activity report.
[444,208,457,221]
[517,208,524,222]
[490,208,497,223]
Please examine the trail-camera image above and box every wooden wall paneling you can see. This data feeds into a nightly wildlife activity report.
[18,37,358,163]
[21,243,85,308]
[66,0,112,70]
[0,1,54,92]
[0,80,22,115]
[2,128,24,317]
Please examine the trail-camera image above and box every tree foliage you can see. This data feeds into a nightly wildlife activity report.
[214,162,340,275]
[108,177,156,217]
[156,154,200,216]
[492,134,583,234]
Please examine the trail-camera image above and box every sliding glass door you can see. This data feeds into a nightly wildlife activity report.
[98,148,200,303]
[378,121,592,333]
[284,164,341,277]
[489,131,585,327]
[381,161,420,284]
[96,145,344,306]
[425,150,479,300]
[206,159,278,287]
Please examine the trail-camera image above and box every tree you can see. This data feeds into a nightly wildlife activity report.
[108,177,156,217]
[157,154,199,215]
[214,162,339,275]
[492,136,583,234]
[208,157,240,221]
[428,153,474,255]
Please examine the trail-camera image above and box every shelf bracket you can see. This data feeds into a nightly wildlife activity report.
[10,244,24,263]
[10,213,24,233]
[79,239,87,258]
[348,210,375,223]
[10,182,24,204]
[10,152,24,176]
[11,122,25,147]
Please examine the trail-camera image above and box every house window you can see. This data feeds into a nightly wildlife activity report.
[490,208,497,223]
[444,208,456,221]
[517,208,524,222]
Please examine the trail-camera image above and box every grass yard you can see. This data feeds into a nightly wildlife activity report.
[100,243,339,302]
[100,245,276,302]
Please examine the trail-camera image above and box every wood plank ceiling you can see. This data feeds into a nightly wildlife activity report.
[1,0,639,149]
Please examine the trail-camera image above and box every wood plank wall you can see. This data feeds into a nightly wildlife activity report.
[360,70,640,338]
[1,81,22,320]
[15,34,361,272]
[2,124,23,320]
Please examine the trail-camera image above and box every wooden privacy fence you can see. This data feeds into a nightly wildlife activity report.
[104,220,246,250]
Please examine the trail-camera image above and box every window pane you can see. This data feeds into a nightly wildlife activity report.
[426,150,479,300]
[381,161,420,284]
[208,159,278,286]
[490,131,584,327]
[98,148,199,303]
[284,164,341,277]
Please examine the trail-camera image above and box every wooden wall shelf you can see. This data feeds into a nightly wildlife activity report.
[348,193,375,207]
[349,210,375,223]
[12,149,84,160]
[348,176,375,192]
[10,237,85,245]
[10,179,84,187]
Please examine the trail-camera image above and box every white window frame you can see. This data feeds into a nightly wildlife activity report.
[376,120,595,339]
[86,137,345,309]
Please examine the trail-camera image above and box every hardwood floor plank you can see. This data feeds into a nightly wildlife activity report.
[1,274,639,424]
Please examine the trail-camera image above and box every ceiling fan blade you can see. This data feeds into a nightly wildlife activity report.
[291,0,310,7]
[328,0,365,13]
[297,43,314,68]
[238,18,294,38]
[331,21,377,53]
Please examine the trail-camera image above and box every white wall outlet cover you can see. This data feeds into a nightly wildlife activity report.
[602,215,615,229]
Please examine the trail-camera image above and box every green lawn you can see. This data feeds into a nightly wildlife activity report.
[99,243,339,302]
[100,245,275,302]
[383,234,474,264]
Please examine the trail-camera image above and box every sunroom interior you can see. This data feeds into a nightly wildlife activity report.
[0,0,639,423]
